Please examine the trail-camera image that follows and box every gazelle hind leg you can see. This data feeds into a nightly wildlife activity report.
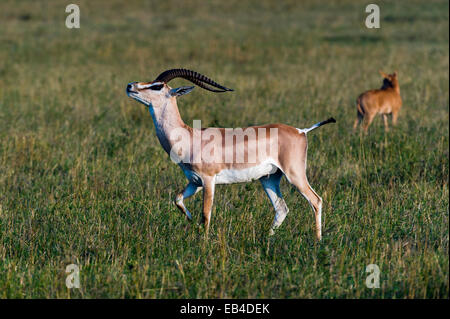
[353,111,363,132]
[260,170,289,236]
[362,112,375,134]
[392,110,399,126]
[175,182,201,220]
[383,114,389,132]
[285,172,323,241]
[354,99,364,132]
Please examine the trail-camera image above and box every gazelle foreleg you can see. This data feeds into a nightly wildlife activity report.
[201,177,215,234]
[260,170,290,236]
[175,182,201,220]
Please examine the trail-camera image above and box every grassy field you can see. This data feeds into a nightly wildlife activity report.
[0,0,448,298]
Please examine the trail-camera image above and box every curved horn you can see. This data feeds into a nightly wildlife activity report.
[154,69,233,93]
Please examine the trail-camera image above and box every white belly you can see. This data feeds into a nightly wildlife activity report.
[215,161,278,184]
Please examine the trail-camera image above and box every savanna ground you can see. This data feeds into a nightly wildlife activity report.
[0,0,448,298]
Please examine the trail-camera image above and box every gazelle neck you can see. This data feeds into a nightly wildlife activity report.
[148,98,190,155]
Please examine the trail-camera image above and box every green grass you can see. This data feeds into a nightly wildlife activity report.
[0,0,448,298]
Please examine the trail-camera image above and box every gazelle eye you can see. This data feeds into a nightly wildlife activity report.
[149,84,163,91]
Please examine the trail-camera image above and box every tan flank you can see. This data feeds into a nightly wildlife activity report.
[353,71,402,133]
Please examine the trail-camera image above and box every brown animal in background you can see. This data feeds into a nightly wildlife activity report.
[353,71,402,133]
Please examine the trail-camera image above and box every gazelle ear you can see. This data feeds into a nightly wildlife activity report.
[379,70,388,78]
[169,86,195,97]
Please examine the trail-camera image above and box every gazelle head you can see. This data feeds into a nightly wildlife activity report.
[126,69,233,107]
[126,81,192,107]
[379,70,399,88]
